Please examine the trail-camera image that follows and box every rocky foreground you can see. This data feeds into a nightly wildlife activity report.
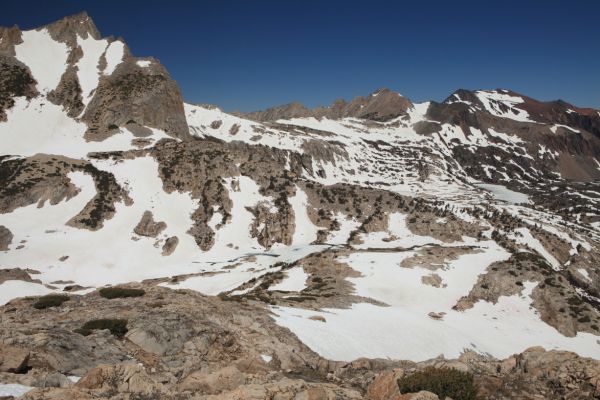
[0,284,599,399]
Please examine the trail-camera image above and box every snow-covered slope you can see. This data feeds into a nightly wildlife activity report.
[2,13,600,366]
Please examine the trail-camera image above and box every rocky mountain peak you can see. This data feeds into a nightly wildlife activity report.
[343,87,412,120]
[42,11,102,42]
[0,12,189,140]
[370,87,400,97]
[241,88,412,122]
[238,101,313,122]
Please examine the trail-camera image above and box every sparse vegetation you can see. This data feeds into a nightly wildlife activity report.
[33,294,70,309]
[75,319,128,337]
[99,287,145,299]
[397,367,478,400]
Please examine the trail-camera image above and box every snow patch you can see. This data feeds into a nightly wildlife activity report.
[578,268,591,282]
[0,97,170,158]
[550,124,580,134]
[270,267,308,292]
[103,40,124,75]
[289,186,319,245]
[0,383,33,397]
[14,28,69,94]
[476,183,531,204]
[76,34,108,107]
[475,91,535,123]
[0,280,54,306]
[509,228,561,270]
[272,247,600,362]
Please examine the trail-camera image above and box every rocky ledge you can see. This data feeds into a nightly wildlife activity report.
[0,284,599,399]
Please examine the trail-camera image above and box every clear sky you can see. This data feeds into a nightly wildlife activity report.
[2,0,599,111]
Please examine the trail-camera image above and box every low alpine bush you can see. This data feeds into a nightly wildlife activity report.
[397,367,478,400]
[98,287,145,299]
[74,319,128,338]
[33,294,70,309]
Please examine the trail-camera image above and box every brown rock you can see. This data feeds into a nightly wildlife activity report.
[366,368,405,400]
[0,58,38,121]
[162,236,179,256]
[125,327,168,355]
[81,57,189,140]
[0,344,30,373]
[76,363,162,395]
[398,391,439,400]
[133,211,166,237]
[20,387,95,400]
[47,64,83,117]
[427,312,445,320]
[294,387,336,400]
[229,123,240,135]
[0,268,41,285]
[421,274,443,288]
[179,365,245,394]
[0,225,13,251]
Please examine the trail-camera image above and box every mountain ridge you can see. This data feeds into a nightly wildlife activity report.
[237,86,599,124]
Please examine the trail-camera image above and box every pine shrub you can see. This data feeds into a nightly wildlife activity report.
[397,367,478,400]
[99,287,145,299]
[33,294,70,309]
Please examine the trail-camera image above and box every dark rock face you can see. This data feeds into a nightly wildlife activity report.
[142,138,303,251]
[0,25,23,57]
[427,89,600,182]
[0,155,131,230]
[427,100,480,130]
[0,58,38,121]
[0,268,42,285]
[134,211,167,238]
[47,65,84,118]
[161,236,179,255]
[82,61,190,140]
[517,96,600,138]
[0,225,12,251]
[42,11,102,43]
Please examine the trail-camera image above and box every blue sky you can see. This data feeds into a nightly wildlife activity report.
[2,0,599,111]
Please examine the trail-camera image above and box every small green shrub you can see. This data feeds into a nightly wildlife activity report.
[397,367,478,400]
[33,294,70,309]
[75,319,128,338]
[99,287,145,299]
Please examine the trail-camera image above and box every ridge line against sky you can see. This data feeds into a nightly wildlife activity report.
[2,0,599,112]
